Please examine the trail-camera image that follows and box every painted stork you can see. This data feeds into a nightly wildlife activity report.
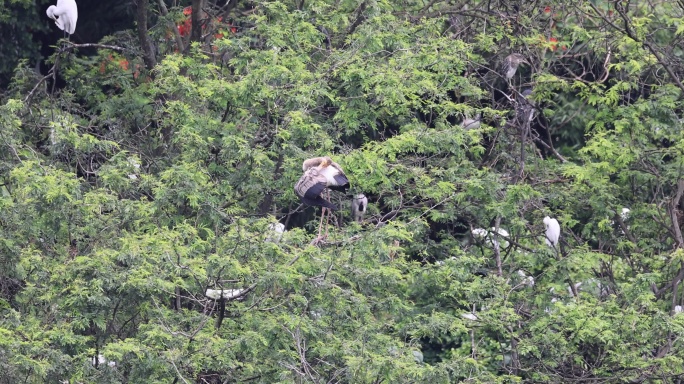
[351,193,368,222]
[294,156,349,243]
[47,0,78,35]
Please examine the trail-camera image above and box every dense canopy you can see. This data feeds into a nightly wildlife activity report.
[2,0,684,382]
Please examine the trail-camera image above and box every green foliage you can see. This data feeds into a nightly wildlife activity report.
[2,0,684,382]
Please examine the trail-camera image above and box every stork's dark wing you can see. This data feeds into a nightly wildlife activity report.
[294,169,338,210]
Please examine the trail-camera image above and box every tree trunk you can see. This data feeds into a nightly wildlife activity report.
[136,0,157,70]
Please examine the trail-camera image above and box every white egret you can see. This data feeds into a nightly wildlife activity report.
[461,312,478,321]
[516,270,535,287]
[543,216,560,247]
[675,305,683,314]
[620,207,630,221]
[205,288,245,300]
[294,156,349,243]
[351,193,367,222]
[265,222,285,243]
[472,227,509,249]
[127,158,141,180]
[47,0,78,35]
[91,354,116,368]
[608,207,631,234]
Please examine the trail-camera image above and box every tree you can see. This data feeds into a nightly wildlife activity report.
[2,0,684,382]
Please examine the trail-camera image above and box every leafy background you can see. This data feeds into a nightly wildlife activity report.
[2,0,684,382]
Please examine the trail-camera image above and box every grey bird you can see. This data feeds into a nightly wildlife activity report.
[461,113,482,130]
[351,194,368,222]
[502,53,529,80]
[516,88,535,124]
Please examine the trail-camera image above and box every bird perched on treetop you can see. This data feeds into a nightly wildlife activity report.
[294,156,349,243]
[543,216,560,247]
[502,53,528,80]
[47,0,78,35]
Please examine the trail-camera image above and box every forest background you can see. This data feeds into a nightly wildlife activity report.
[1,0,684,382]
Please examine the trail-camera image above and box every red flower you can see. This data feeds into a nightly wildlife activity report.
[549,37,558,51]
[178,19,192,36]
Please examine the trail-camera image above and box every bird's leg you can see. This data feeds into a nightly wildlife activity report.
[324,190,331,239]
[314,207,326,244]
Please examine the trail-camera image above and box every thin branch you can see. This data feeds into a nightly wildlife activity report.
[157,0,185,52]
[61,42,128,52]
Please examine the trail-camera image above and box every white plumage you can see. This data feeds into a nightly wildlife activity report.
[319,163,344,187]
[516,270,535,287]
[47,0,78,35]
[620,207,630,221]
[472,227,509,249]
[266,222,285,243]
[91,354,116,368]
[543,216,560,247]
[205,288,245,300]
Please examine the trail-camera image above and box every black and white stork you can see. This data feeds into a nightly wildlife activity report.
[294,156,350,243]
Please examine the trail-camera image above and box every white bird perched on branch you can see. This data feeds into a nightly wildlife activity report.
[351,193,367,222]
[205,288,245,300]
[47,0,78,35]
[294,156,349,243]
[265,222,285,243]
[543,216,560,247]
[620,207,630,221]
[91,354,116,368]
[472,227,509,249]
[516,270,535,287]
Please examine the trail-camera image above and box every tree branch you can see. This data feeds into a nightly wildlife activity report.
[157,0,185,53]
